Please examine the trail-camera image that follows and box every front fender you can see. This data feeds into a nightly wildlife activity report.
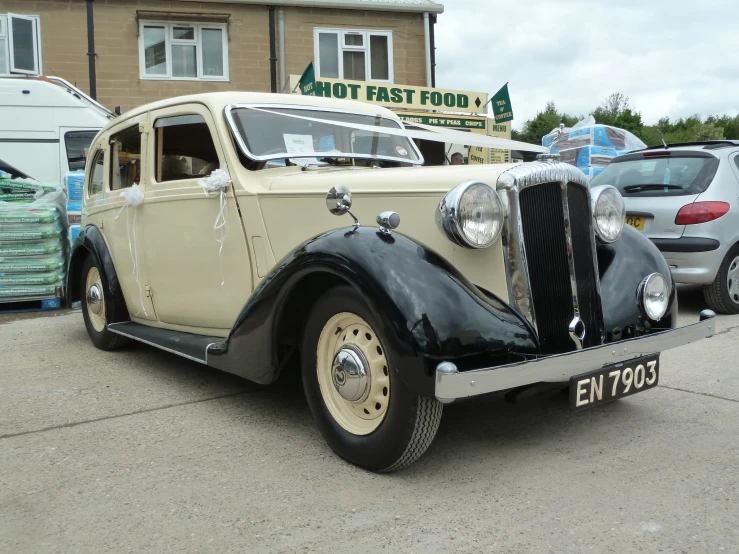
[598,224,677,338]
[66,225,126,321]
[207,227,538,397]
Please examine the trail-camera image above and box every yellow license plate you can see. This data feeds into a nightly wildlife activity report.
[626,215,645,231]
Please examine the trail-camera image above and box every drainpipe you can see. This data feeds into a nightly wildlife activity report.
[423,12,432,87]
[86,0,97,100]
[429,14,437,87]
[268,7,277,93]
[278,8,286,92]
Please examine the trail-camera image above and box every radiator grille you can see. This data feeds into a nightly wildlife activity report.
[519,182,574,353]
[567,183,604,347]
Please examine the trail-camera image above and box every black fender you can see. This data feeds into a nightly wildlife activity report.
[66,224,128,321]
[598,224,677,339]
[207,226,539,398]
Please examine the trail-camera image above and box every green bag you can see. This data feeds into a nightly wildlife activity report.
[0,222,62,241]
[0,239,63,258]
[0,193,37,202]
[0,269,65,285]
[0,206,60,225]
[0,179,59,193]
[0,282,62,298]
[0,255,66,274]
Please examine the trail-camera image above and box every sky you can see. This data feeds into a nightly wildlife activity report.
[433,0,739,130]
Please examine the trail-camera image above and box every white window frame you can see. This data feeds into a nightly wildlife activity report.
[138,20,229,82]
[0,14,43,77]
[313,28,394,84]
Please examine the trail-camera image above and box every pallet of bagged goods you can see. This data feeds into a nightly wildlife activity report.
[0,171,68,311]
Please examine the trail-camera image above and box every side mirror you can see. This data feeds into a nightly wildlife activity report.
[326,185,352,215]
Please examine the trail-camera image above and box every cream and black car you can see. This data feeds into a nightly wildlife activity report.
[67,92,715,472]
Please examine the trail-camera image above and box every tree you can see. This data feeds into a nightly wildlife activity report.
[592,93,644,137]
[513,102,579,145]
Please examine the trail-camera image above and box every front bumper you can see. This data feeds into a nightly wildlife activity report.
[435,310,716,402]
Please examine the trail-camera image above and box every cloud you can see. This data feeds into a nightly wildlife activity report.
[434,0,739,129]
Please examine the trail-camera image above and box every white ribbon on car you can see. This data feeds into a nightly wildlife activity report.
[114,184,147,316]
[198,166,232,289]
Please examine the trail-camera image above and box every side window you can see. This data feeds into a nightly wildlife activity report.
[734,155,739,172]
[65,130,98,171]
[110,125,141,191]
[154,114,219,182]
[88,149,105,196]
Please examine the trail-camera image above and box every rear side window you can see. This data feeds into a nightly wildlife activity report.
[153,114,219,182]
[592,153,720,197]
[88,150,105,196]
[65,131,98,171]
[110,126,141,191]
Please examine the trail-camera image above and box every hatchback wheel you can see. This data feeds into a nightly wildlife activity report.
[301,285,442,472]
[703,246,739,314]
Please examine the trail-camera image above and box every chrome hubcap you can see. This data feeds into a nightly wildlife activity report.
[727,256,739,305]
[86,284,103,315]
[331,345,370,403]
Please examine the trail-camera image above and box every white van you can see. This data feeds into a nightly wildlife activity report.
[0,76,114,183]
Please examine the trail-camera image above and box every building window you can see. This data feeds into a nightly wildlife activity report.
[314,29,393,83]
[138,21,228,81]
[0,14,42,76]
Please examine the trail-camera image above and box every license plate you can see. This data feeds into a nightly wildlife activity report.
[626,215,645,230]
[569,354,659,410]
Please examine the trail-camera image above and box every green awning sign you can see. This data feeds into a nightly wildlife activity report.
[297,62,317,96]
[491,83,513,124]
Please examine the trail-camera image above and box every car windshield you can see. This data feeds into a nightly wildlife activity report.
[591,153,720,197]
[226,105,422,166]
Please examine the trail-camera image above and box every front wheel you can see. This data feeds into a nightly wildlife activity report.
[703,246,739,314]
[80,256,129,350]
[301,286,442,472]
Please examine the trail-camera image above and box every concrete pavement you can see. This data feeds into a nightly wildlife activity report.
[1,287,737,553]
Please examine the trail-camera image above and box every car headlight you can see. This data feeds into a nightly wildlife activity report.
[591,185,625,243]
[639,273,669,321]
[437,181,504,249]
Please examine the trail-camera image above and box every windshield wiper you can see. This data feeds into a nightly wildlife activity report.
[623,184,683,192]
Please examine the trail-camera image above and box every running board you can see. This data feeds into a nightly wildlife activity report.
[107,322,223,364]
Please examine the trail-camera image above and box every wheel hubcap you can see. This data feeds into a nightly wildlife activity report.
[86,284,103,315]
[727,256,739,305]
[84,266,106,333]
[331,345,370,403]
[316,312,391,435]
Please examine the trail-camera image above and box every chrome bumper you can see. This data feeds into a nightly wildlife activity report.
[435,310,716,402]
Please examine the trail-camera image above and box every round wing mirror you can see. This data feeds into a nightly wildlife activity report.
[326,185,352,216]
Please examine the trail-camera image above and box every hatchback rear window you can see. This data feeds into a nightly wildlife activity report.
[591,152,720,197]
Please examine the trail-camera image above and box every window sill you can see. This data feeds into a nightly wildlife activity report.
[139,76,230,83]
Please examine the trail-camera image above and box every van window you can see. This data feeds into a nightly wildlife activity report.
[89,150,105,196]
[153,114,219,182]
[110,126,141,191]
[65,131,98,171]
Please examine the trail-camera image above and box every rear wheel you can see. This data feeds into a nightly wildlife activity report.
[301,285,442,472]
[80,256,129,350]
[703,246,739,314]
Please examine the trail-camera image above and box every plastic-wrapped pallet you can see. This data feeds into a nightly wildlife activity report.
[544,116,646,180]
[65,170,84,231]
[0,173,68,305]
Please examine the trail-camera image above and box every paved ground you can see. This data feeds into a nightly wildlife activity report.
[1,287,737,553]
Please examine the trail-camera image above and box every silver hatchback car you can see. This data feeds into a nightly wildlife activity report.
[590,140,739,314]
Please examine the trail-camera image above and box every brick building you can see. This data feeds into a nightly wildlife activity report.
[0,0,442,112]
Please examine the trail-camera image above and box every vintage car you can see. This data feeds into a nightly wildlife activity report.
[67,92,716,472]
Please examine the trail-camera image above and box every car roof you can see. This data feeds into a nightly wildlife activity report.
[640,140,739,152]
[115,91,402,124]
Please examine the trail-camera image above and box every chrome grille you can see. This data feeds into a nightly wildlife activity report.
[497,162,604,354]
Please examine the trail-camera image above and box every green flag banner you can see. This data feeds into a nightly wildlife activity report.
[491,83,513,124]
[297,62,317,96]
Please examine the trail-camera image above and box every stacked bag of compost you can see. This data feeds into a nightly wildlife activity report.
[65,170,84,244]
[0,172,68,304]
[543,116,646,180]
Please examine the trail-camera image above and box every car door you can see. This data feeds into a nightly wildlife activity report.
[139,103,252,333]
[95,118,157,321]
